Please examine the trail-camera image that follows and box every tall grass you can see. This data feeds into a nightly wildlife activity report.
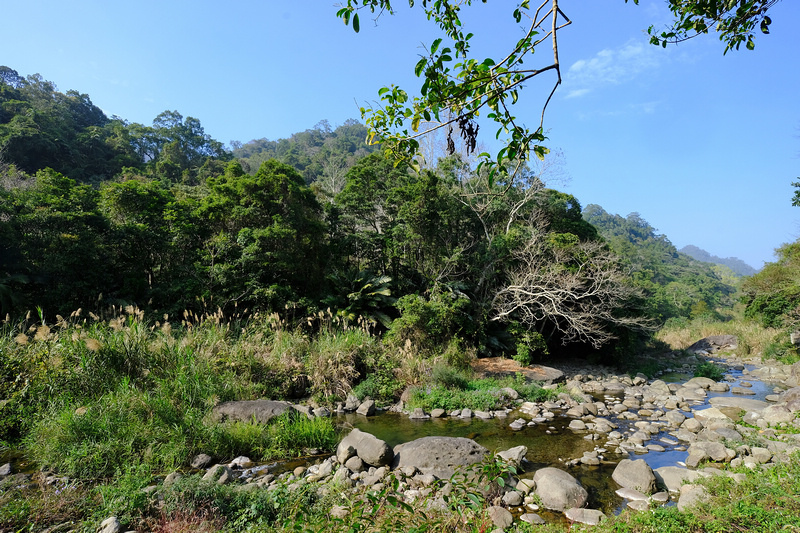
[657,314,780,358]
[0,306,368,479]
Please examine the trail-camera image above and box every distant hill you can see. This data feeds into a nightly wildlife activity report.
[679,245,758,277]
[582,204,739,321]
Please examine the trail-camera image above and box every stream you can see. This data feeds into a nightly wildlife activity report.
[337,357,783,515]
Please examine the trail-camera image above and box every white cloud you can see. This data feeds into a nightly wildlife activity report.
[563,40,662,98]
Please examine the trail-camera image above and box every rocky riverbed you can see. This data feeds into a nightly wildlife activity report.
[11,337,800,532]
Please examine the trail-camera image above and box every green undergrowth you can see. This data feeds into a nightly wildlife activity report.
[694,361,725,381]
[405,365,555,412]
[5,448,800,533]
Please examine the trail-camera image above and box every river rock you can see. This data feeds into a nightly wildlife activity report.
[344,455,365,472]
[693,407,732,426]
[496,445,528,466]
[686,335,737,354]
[676,387,706,402]
[210,400,297,424]
[688,441,731,463]
[677,484,709,511]
[98,516,121,533]
[392,436,488,479]
[564,508,605,525]
[616,487,649,501]
[685,377,717,390]
[654,466,708,492]
[487,506,513,529]
[520,513,546,525]
[313,406,331,417]
[357,399,376,416]
[430,408,446,418]
[762,405,794,425]
[517,478,536,494]
[612,459,656,494]
[409,408,430,419]
[780,386,800,404]
[344,393,361,411]
[337,428,393,467]
[532,467,588,511]
[709,396,769,412]
[203,464,235,484]
[0,463,12,477]
[503,490,524,506]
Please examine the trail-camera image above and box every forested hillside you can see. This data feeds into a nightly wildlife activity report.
[1,66,746,366]
[582,205,738,323]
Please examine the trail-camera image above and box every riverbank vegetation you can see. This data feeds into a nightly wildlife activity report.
[4,66,800,531]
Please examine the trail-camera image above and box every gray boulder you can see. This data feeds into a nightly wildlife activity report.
[392,436,488,479]
[337,428,393,467]
[686,335,737,354]
[356,399,376,416]
[677,484,709,511]
[98,516,121,533]
[496,445,528,467]
[533,467,588,512]
[564,508,606,525]
[210,400,297,424]
[612,459,656,494]
[487,506,513,529]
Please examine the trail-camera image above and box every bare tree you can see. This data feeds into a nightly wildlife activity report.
[317,153,350,201]
[491,216,655,348]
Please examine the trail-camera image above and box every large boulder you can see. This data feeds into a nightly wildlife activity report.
[612,459,656,494]
[686,335,737,354]
[210,400,297,424]
[337,428,393,467]
[708,396,769,412]
[392,436,488,479]
[533,467,588,512]
[654,466,707,493]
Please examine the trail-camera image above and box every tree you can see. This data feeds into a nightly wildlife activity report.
[197,160,326,310]
[337,0,570,178]
[490,214,654,349]
[336,1,780,173]
[647,0,780,53]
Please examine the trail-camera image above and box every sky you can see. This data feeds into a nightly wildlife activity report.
[3,0,799,270]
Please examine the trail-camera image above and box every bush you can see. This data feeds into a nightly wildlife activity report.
[431,363,471,389]
[694,362,725,381]
[387,290,477,356]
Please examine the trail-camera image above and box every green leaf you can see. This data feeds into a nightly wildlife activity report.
[378,87,390,96]
[353,12,360,33]
[431,38,443,55]
[415,58,427,77]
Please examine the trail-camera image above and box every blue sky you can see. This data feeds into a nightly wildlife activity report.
[3,0,798,269]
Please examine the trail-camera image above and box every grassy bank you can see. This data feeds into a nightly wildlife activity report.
[656,314,793,362]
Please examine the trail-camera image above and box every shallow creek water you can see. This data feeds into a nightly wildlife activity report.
[336,358,783,515]
[0,358,783,519]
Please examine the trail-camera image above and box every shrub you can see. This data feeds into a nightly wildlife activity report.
[430,363,471,389]
[694,362,725,381]
[386,290,477,356]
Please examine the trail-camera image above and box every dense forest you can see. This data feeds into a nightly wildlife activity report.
[0,66,756,365]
